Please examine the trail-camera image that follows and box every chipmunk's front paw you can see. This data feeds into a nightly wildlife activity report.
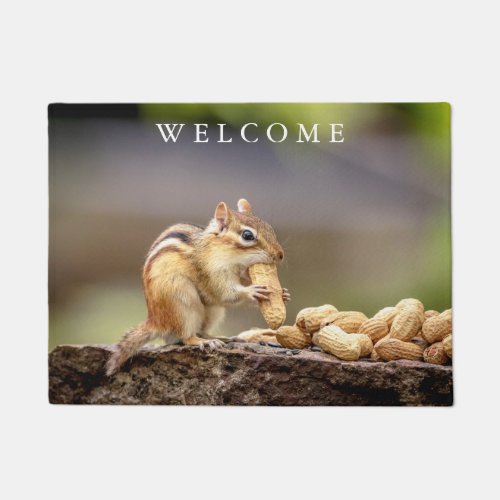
[244,284,271,303]
[282,288,291,302]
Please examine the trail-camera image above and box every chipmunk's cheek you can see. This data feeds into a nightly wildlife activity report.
[246,252,270,267]
[240,254,257,268]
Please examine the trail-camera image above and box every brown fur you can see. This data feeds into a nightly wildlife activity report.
[106,199,285,376]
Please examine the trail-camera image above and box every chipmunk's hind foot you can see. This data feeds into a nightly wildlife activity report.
[183,336,225,351]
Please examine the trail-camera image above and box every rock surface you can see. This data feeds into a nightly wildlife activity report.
[49,343,453,406]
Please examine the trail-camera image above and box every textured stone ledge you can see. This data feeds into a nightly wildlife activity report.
[49,343,453,406]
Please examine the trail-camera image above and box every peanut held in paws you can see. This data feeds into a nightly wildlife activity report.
[248,263,286,329]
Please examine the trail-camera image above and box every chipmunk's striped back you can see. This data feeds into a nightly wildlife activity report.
[142,223,205,326]
[145,222,203,266]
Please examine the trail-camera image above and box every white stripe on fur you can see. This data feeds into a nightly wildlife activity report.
[146,238,184,264]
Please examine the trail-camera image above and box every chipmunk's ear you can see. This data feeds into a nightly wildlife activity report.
[237,198,253,214]
[214,201,231,231]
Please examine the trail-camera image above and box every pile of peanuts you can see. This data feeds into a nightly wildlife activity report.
[239,299,452,365]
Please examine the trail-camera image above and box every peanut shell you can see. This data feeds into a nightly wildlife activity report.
[359,318,389,343]
[424,310,440,319]
[349,333,373,357]
[248,263,286,330]
[295,304,338,333]
[276,325,312,349]
[441,309,452,320]
[442,334,452,358]
[374,337,424,361]
[323,311,368,333]
[396,298,424,312]
[236,328,278,344]
[396,300,425,323]
[421,315,452,344]
[313,325,361,361]
[423,342,448,365]
[389,308,423,341]
[373,306,398,328]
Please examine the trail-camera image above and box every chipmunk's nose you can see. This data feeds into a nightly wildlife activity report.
[277,250,284,262]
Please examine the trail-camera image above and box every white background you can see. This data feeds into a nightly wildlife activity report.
[1,1,499,499]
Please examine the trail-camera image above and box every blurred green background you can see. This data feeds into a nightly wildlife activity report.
[49,103,451,350]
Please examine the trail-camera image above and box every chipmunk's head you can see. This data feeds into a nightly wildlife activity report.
[207,199,284,267]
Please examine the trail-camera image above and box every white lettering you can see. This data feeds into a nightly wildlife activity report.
[297,123,320,143]
[267,123,288,143]
[329,123,344,143]
[217,124,232,143]
[194,123,209,143]
[241,123,258,143]
[156,123,185,143]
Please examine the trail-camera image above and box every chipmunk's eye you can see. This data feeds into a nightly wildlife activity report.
[241,230,255,241]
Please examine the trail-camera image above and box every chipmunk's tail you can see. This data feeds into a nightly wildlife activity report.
[106,323,153,376]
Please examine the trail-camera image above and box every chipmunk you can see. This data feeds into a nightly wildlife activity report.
[106,198,290,375]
